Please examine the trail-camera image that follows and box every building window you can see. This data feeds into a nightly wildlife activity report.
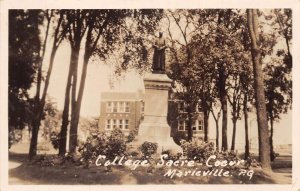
[119,119,123,129]
[125,102,130,113]
[113,102,118,113]
[113,119,117,129]
[178,102,184,113]
[196,102,202,112]
[124,119,129,129]
[119,102,125,113]
[178,120,189,131]
[178,102,188,113]
[106,101,130,113]
[106,102,112,113]
[178,120,185,131]
[198,120,203,131]
[192,121,197,131]
[141,101,144,113]
[106,119,112,130]
[178,120,203,132]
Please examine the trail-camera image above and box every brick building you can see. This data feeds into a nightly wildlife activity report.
[98,90,206,140]
[98,90,144,135]
[168,100,205,141]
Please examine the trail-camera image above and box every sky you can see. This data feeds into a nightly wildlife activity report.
[37,41,144,118]
[30,9,292,147]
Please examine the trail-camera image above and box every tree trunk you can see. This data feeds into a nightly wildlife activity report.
[244,95,250,159]
[59,46,80,155]
[216,121,219,151]
[203,111,209,142]
[247,9,272,170]
[217,61,228,151]
[35,13,51,103]
[29,114,41,159]
[68,13,102,154]
[69,46,80,154]
[187,111,193,141]
[40,48,58,108]
[231,119,237,151]
[200,93,211,143]
[69,53,90,154]
[58,61,72,155]
[269,117,275,161]
[221,96,228,151]
[211,109,221,151]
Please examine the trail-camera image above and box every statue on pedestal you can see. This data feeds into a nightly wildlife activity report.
[152,32,167,74]
[133,32,182,153]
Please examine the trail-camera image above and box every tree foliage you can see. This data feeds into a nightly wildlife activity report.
[9,10,43,130]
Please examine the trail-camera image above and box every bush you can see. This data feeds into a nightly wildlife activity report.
[173,131,188,145]
[139,141,158,158]
[244,154,261,169]
[50,131,60,150]
[106,128,127,160]
[270,150,280,161]
[161,150,182,161]
[9,129,22,148]
[126,128,138,143]
[180,139,214,162]
[78,128,127,165]
[78,132,107,165]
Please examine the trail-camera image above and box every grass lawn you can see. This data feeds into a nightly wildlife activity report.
[9,152,292,185]
[8,142,292,185]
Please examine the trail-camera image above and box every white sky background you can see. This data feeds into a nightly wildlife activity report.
[32,9,292,146]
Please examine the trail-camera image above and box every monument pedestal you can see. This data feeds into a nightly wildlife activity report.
[134,73,182,153]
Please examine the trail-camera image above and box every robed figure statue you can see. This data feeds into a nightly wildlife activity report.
[152,32,167,73]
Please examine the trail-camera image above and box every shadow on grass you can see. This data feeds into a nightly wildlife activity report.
[9,152,29,163]
[9,163,124,184]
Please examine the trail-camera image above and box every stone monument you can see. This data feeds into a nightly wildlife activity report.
[135,32,182,153]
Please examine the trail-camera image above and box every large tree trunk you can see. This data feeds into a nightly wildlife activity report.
[247,9,272,170]
[230,119,237,151]
[58,58,72,156]
[66,10,92,154]
[269,117,275,161]
[221,95,228,151]
[28,113,41,160]
[203,110,209,142]
[68,17,96,154]
[211,109,221,151]
[244,95,250,159]
[59,45,80,155]
[69,53,90,154]
[40,48,58,108]
[30,48,58,159]
[217,61,228,151]
[69,46,80,154]
[187,111,193,141]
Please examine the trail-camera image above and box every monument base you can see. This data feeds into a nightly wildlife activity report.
[132,73,182,153]
[135,122,182,153]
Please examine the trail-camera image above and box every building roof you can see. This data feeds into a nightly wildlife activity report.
[101,90,144,101]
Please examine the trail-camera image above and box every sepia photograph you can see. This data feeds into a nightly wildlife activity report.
[0,1,298,191]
